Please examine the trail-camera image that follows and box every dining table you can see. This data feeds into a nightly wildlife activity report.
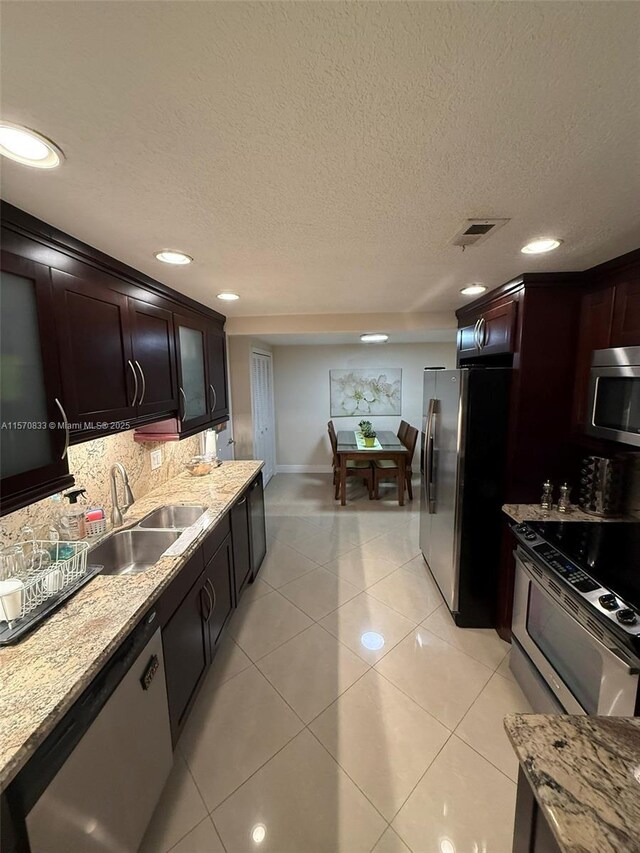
[336,429,410,506]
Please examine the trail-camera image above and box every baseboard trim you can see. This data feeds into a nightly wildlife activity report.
[275,464,333,474]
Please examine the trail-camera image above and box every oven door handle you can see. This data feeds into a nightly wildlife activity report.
[515,550,640,676]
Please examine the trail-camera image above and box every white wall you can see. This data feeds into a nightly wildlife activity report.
[272,342,456,471]
[227,337,273,459]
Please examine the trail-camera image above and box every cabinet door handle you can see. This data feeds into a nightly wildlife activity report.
[179,387,187,421]
[128,360,139,407]
[209,384,217,414]
[473,319,481,350]
[135,360,146,405]
[206,579,216,613]
[236,497,247,507]
[202,583,213,623]
[479,317,487,348]
[54,398,70,460]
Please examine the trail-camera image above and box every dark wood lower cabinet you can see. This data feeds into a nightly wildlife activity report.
[162,563,212,744]
[203,535,234,648]
[230,494,252,601]
[248,472,267,580]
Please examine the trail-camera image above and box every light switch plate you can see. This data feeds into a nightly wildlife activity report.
[150,449,162,470]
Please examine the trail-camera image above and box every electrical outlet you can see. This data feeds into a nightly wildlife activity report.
[150,449,162,470]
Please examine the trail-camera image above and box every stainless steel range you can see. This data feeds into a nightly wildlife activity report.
[510,520,640,716]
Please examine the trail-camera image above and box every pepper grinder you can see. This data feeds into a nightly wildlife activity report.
[540,480,553,512]
[558,483,572,514]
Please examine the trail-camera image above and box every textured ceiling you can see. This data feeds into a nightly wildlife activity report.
[1,1,639,317]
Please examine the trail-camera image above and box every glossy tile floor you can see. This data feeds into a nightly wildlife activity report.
[141,474,532,853]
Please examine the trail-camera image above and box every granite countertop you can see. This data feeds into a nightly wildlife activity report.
[505,714,640,853]
[503,503,634,523]
[0,460,263,791]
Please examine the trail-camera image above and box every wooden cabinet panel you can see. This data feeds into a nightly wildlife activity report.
[162,570,210,743]
[572,286,615,427]
[206,327,229,423]
[0,251,74,515]
[52,267,135,432]
[457,323,479,356]
[174,312,211,431]
[129,298,177,418]
[248,473,267,580]
[457,298,517,360]
[611,275,640,346]
[479,299,517,355]
[230,495,252,602]
[204,535,234,648]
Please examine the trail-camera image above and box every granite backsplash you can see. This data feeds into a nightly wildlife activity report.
[0,429,202,546]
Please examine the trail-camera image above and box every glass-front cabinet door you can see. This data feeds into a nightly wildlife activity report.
[0,252,74,515]
[174,313,210,431]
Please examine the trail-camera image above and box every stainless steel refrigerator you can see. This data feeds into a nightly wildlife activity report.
[420,367,511,627]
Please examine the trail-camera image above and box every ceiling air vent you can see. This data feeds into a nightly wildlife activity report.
[451,218,510,248]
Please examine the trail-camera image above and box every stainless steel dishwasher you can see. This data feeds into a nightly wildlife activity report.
[20,612,172,853]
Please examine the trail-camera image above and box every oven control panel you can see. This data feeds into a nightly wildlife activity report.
[531,543,600,593]
[512,523,640,639]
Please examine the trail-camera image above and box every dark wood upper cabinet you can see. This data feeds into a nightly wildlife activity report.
[174,312,212,432]
[457,322,480,357]
[478,299,517,355]
[572,286,615,427]
[129,298,177,419]
[0,251,74,515]
[206,326,229,423]
[611,274,640,347]
[457,297,517,359]
[52,266,136,436]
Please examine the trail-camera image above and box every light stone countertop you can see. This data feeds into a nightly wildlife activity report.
[505,714,640,853]
[503,503,634,523]
[0,460,263,791]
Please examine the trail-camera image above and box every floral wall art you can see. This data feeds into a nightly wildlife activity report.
[330,368,402,416]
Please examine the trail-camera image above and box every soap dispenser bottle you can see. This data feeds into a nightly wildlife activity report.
[60,489,87,541]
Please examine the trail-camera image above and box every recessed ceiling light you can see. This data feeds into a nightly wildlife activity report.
[521,238,562,254]
[154,249,193,265]
[0,122,63,168]
[217,292,240,301]
[460,284,487,297]
[360,333,389,343]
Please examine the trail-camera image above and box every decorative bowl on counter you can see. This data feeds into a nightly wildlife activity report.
[185,455,222,477]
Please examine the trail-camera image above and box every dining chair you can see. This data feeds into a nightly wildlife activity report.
[397,419,409,445]
[373,424,419,500]
[328,426,374,500]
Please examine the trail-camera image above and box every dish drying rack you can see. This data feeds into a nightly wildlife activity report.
[0,540,103,646]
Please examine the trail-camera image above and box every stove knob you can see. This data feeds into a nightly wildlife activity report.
[598,594,619,611]
[616,609,638,626]
[515,524,529,534]
[525,532,537,541]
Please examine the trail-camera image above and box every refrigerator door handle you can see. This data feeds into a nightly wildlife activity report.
[425,399,436,513]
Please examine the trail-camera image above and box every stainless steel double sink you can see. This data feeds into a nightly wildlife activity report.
[88,505,207,576]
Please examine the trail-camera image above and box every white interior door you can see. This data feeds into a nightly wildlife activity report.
[251,350,276,484]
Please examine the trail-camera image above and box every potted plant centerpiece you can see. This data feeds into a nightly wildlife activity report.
[358,419,372,435]
[361,424,377,447]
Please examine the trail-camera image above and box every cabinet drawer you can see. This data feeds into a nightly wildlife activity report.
[202,513,231,565]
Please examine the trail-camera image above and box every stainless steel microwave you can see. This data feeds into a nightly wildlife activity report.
[585,347,640,447]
